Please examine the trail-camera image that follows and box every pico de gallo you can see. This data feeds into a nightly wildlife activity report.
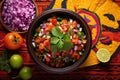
[32,16,87,67]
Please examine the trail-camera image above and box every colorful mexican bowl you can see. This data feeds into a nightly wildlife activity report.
[27,8,92,74]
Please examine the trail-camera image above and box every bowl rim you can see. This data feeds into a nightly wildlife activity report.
[27,8,92,74]
[0,0,38,34]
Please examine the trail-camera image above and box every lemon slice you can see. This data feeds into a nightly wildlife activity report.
[96,48,111,63]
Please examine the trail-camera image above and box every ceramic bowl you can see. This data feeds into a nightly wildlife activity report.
[27,8,92,74]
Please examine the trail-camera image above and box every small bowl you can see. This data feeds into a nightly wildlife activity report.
[27,8,92,74]
[0,0,38,34]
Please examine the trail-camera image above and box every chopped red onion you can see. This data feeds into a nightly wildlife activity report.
[74,46,78,51]
[78,40,81,44]
[73,29,78,32]
[77,24,80,28]
[47,53,51,58]
[42,58,45,62]
[69,49,73,54]
[40,24,46,29]
[2,0,36,31]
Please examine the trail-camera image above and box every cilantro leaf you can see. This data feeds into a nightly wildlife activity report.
[63,33,70,41]
[57,17,63,21]
[78,31,85,40]
[51,27,74,52]
[51,44,58,52]
[0,49,12,73]
[57,39,64,49]
[51,27,64,38]
[51,37,59,44]
[2,49,10,60]
[63,41,73,51]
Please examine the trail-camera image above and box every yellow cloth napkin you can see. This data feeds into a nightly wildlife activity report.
[49,0,120,67]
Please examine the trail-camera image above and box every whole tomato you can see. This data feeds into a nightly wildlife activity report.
[4,32,23,50]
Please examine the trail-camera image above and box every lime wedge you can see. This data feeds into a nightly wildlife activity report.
[96,48,111,63]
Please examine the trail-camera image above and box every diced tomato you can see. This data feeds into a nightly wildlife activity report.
[45,23,55,32]
[37,28,41,32]
[45,57,50,62]
[50,61,55,67]
[43,39,51,50]
[43,39,50,46]
[56,52,61,56]
[77,45,84,51]
[82,39,87,44]
[40,38,46,42]
[72,34,79,44]
[72,38,78,44]
[44,23,50,32]
[72,51,77,58]
[76,55,80,60]
[73,34,79,39]
[62,19,68,24]
[34,37,41,43]
[47,44,51,51]
[61,24,68,32]
[51,18,57,25]
[35,37,46,43]
[72,20,77,28]
[38,43,45,50]
[58,59,62,63]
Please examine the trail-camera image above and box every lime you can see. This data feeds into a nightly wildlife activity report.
[96,48,111,63]
[19,67,32,80]
[10,54,23,69]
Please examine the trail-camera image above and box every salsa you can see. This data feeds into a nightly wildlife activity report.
[32,16,87,67]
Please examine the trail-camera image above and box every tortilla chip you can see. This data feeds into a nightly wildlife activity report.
[94,0,107,11]
[75,0,92,10]
[52,0,63,9]
[66,0,76,11]
[95,0,120,29]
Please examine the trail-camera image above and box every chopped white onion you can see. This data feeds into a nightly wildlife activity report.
[69,19,73,23]
[74,46,78,51]
[38,32,43,37]
[79,28,82,31]
[32,42,36,47]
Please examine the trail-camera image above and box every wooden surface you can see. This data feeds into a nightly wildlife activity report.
[0,0,120,80]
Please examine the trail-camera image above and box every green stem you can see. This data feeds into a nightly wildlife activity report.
[13,35,19,43]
